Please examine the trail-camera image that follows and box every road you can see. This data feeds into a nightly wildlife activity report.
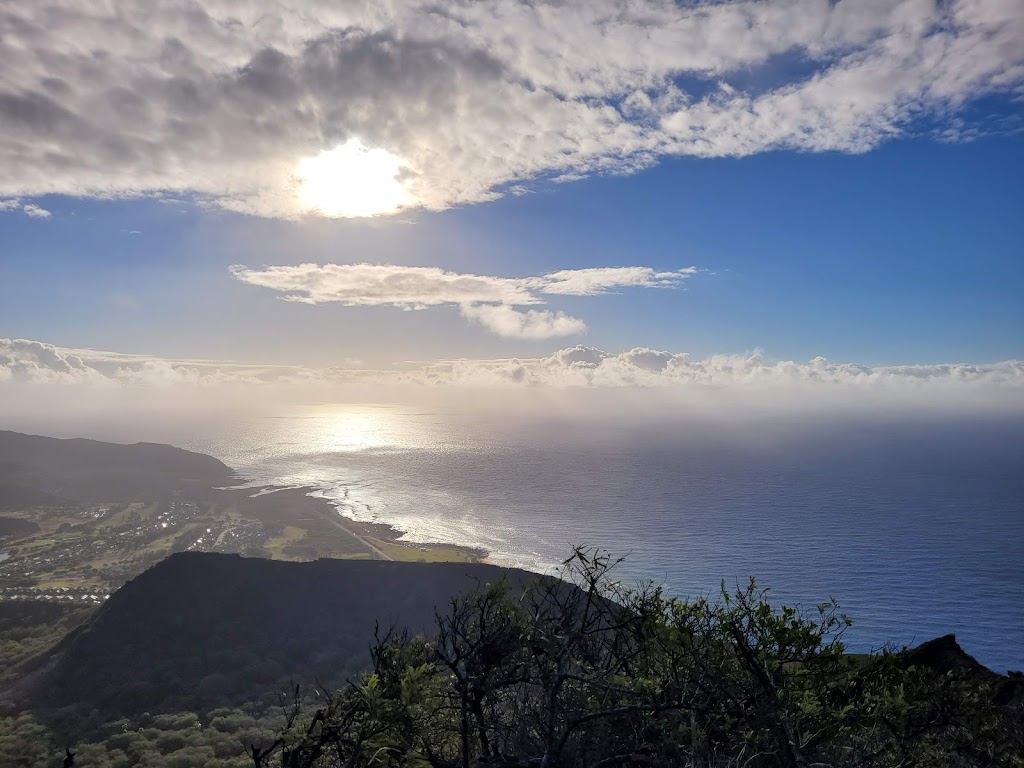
[323,513,393,560]
[213,527,233,548]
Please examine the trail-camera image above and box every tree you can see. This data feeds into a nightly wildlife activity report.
[251,548,1023,768]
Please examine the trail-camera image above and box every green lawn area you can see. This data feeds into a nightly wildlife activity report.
[366,538,479,563]
[265,526,308,560]
[35,578,81,589]
[94,506,136,530]
[139,537,175,555]
[18,538,56,549]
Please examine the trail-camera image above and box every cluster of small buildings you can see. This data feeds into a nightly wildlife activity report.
[0,585,108,603]
[0,500,270,600]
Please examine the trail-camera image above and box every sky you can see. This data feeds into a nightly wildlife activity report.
[1,0,1023,411]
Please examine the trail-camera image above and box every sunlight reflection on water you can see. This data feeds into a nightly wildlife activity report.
[183,403,1024,673]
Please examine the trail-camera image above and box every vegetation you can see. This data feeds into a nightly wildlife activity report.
[3,549,1021,766]
[247,549,1022,768]
[0,709,283,768]
[366,538,482,563]
[0,602,95,674]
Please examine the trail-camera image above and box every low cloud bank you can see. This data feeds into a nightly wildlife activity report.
[2,338,1020,401]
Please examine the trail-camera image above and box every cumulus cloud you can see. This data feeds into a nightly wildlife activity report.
[22,203,52,218]
[0,338,334,388]
[0,0,1020,218]
[460,304,588,340]
[3,338,1021,409]
[229,263,539,308]
[0,339,107,385]
[229,263,695,339]
[408,346,1024,397]
[0,199,52,218]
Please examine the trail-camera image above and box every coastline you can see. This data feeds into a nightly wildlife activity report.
[215,482,489,565]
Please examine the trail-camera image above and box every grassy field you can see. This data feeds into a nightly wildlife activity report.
[1,487,488,596]
[34,578,79,589]
[264,525,307,560]
[364,537,480,563]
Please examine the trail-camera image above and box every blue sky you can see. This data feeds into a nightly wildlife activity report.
[1,0,1023,388]
[2,131,1021,367]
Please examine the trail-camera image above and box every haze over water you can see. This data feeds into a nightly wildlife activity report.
[174,403,1024,674]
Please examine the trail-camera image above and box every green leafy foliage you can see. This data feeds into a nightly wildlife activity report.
[252,548,1023,768]
[0,707,285,767]
[0,603,95,677]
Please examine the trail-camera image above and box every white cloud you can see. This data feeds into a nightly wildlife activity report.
[0,0,1019,218]
[459,304,587,340]
[0,199,52,217]
[0,339,107,385]
[409,345,1024,395]
[3,338,1021,408]
[229,263,540,308]
[532,267,698,296]
[229,262,694,338]
[22,203,51,218]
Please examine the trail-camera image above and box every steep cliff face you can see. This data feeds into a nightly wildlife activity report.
[0,430,232,501]
[22,552,537,716]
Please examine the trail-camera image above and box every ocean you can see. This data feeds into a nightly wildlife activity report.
[167,402,1024,673]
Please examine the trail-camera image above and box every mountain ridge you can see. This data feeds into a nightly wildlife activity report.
[0,430,232,501]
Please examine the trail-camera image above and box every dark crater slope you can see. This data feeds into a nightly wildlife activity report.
[14,552,1015,738]
[22,552,537,717]
[0,430,232,501]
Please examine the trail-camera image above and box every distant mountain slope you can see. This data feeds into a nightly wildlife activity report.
[0,430,232,502]
[0,514,41,536]
[21,552,539,717]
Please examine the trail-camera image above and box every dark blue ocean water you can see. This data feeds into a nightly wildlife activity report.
[184,405,1024,673]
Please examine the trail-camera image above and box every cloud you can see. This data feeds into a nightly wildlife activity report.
[22,203,51,218]
[0,338,346,388]
[3,338,1021,410]
[459,304,588,340]
[532,267,698,296]
[229,262,694,338]
[0,1,1019,218]
[0,199,52,218]
[408,346,1024,397]
[229,263,539,308]
[0,339,107,385]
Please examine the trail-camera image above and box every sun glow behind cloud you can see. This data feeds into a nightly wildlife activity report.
[297,139,413,218]
[1,2,1020,217]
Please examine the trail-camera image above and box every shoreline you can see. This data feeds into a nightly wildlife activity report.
[215,482,490,565]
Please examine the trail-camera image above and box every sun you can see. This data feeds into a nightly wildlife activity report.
[297,139,412,218]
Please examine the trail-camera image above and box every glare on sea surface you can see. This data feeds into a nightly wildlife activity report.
[297,139,412,217]
[320,410,394,453]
